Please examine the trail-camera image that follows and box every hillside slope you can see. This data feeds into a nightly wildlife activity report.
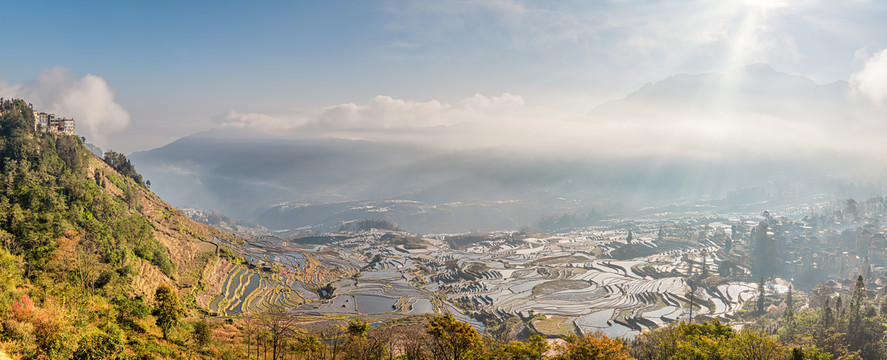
[0,99,311,358]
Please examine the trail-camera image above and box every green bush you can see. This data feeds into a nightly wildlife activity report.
[72,327,125,360]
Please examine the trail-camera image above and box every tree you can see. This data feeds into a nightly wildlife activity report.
[845,275,882,359]
[556,332,632,360]
[72,328,125,360]
[725,332,789,360]
[837,295,845,318]
[782,285,796,343]
[259,306,300,360]
[113,295,150,333]
[848,276,865,341]
[400,324,432,360]
[344,319,387,360]
[821,298,834,329]
[153,284,183,340]
[348,319,370,338]
[631,320,784,360]
[501,334,549,360]
[757,277,766,314]
[102,150,145,186]
[785,285,794,321]
[295,335,322,359]
[426,313,484,360]
[860,256,871,281]
[73,237,100,294]
[879,294,887,318]
[192,319,213,347]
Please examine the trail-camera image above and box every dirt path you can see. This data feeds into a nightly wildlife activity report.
[0,349,12,360]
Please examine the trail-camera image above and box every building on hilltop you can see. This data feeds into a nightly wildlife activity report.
[35,111,52,127]
[30,105,75,135]
[50,116,75,134]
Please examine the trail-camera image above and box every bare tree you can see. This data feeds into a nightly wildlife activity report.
[75,241,100,294]
[398,324,431,360]
[258,306,300,360]
[322,325,349,360]
[344,319,388,360]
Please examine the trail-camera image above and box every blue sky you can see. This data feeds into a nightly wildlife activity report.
[2,1,887,152]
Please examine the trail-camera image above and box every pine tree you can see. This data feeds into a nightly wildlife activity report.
[822,298,833,329]
[782,285,796,343]
[835,296,844,325]
[848,275,866,346]
[757,277,766,314]
[879,294,887,317]
[861,256,871,281]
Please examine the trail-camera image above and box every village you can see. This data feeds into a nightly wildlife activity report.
[0,98,75,134]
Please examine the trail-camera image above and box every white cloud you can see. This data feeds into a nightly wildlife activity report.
[213,110,306,131]
[460,92,524,110]
[850,48,887,106]
[213,94,521,133]
[212,92,547,149]
[316,95,452,130]
[210,59,887,175]
[0,67,130,147]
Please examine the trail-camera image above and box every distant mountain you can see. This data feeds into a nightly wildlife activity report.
[131,65,873,234]
[591,64,849,121]
[131,131,599,233]
[84,142,103,157]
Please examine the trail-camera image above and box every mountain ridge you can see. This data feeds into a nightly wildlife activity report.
[589,63,850,121]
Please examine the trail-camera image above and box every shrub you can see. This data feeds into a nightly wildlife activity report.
[10,294,35,322]
[72,327,125,360]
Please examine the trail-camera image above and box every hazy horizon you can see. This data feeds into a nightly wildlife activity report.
[3,1,887,233]
[0,1,886,155]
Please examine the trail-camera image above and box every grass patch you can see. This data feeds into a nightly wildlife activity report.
[531,315,575,336]
[532,280,593,296]
[106,171,124,190]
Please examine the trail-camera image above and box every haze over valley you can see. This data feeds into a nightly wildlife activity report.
[133,64,886,234]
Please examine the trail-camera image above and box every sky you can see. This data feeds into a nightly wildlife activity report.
[1,0,887,153]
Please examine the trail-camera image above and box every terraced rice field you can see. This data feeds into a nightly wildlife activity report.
[209,266,305,316]
[211,218,760,338]
[411,223,757,337]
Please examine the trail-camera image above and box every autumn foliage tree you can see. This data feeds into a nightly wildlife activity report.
[556,332,633,360]
[427,313,485,360]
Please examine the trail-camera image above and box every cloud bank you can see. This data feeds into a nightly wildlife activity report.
[209,63,887,183]
[213,92,533,134]
[0,67,130,147]
[851,48,887,106]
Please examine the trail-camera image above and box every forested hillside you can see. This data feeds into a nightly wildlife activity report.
[0,99,246,358]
